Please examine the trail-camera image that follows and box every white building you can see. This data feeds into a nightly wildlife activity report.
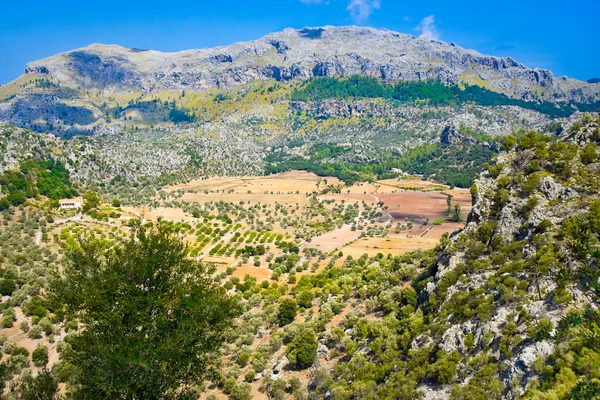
[59,197,82,210]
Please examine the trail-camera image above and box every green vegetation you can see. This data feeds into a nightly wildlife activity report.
[277,298,298,326]
[49,221,240,399]
[168,107,196,124]
[291,76,585,118]
[267,141,495,188]
[0,159,77,210]
[286,328,318,369]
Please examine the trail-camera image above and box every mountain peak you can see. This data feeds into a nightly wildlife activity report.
[9,25,600,105]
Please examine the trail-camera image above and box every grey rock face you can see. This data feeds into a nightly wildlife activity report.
[440,125,478,145]
[539,176,577,200]
[20,26,600,103]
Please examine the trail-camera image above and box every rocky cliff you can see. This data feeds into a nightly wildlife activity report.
[415,113,600,398]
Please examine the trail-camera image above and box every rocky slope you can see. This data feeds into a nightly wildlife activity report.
[415,113,600,398]
[18,26,600,103]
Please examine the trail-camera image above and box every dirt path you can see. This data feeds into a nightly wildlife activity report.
[364,190,393,222]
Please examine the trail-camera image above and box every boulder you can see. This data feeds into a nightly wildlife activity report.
[273,356,288,374]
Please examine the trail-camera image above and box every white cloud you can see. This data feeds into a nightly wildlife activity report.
[346,0,381,23]
[415,14,440,40]
[298,0,380,24]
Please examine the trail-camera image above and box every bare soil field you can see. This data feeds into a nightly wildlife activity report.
[233,265,273,282]
[319,192,377,205]
[163,172,345,208]
[122,206,191,222]
[378,190,471,222]
[376,177,448,192]
[424,222,465,240]
[340,236,440,259]
[183,192,311,207]
[305,224,362,254]
[167,171,340,195]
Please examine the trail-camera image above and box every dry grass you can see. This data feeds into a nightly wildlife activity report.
[305,224,362,254]
[340,236,440,258]
[164,171,341,207]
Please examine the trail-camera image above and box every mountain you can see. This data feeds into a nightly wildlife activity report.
[15,26,600,102]
[1,26,599,195]
[1,26,598,136]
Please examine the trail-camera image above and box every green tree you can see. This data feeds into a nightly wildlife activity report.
[0,278,16,296]
[450,203,462,222]
[16,369,59,400]
[502,135,517,151]
[32,344,49,368]
[278,298,298,326]
[581,143,598,165]
[287,328,318,369]
[571,380,600,399]
[49,221,240,399]
[82,190,100,212]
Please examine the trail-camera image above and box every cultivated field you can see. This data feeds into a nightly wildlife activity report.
[340,236,441,259]
[42,172,471,285]
[0,170,473,399]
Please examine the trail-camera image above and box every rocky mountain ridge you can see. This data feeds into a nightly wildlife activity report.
[18,26,600,103]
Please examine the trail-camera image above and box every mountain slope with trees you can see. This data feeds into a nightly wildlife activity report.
[188,112,600,400]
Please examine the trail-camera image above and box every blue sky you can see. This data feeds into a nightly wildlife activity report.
[1,0,599,84]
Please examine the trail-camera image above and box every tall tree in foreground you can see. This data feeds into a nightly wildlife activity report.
[50,221,240,399]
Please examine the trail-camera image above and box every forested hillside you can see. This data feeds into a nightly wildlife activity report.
[291,76,600,118]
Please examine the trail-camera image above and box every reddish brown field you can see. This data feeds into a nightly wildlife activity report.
[305,224,362,254]
[377,190,471,222]
[425,222,465,239]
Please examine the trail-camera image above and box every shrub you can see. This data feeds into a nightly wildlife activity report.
[527,318,554,341]
[286,328,318,369]
[28,325,43,339]
[244,370,255,383]
[12,346,29,358]
[236,349,250,367]
[24,296,48,318]
[278,298,298,326]
[1,316,14,329]
[32,344,49,367]
[0,278,17,296]
[581,143,598,165]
